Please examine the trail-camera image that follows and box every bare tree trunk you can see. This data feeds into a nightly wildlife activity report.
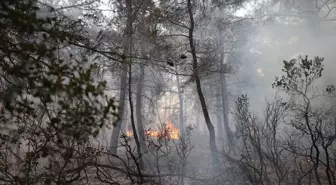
[220,53,235,151]
[136,63,148,153]
[121,105,128,134]
[176,65,185,137]
[129,62,145,172]
[195,105,200,133]
[109,0,133,156]
[109,0,136,155]
[216,95,224,139]
[135,7,150,153]
[123,0,144,172]
[110,60,128,155]
[187,0,220,171]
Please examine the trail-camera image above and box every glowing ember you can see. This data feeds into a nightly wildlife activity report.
[126,130,133,137]
[145,129,160,138]
[126,120,179,140]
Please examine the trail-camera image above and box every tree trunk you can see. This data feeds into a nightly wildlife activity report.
[129,62,145,172]
[136,63,148,153]
[220,52,235,151]
[121,105,128,134]
[123,0,144,173]
[195,105,200,133]
[135,8,150,153]
[109,0,137,155]
[176,67,185,185]
[187,0,220,171]
[216,95,224,139]
[110,61,128,155]
[119,0,146,175]
[109,0,134,156]
[176,65,185,137]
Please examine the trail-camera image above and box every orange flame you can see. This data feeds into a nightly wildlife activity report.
[126,130,133,137]
[163,120,179,140]
[126,120,179,140]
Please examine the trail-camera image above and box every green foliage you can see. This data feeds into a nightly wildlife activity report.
[272,55,324,92]
[0,0,117,183]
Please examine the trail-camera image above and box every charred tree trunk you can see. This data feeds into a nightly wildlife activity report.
[187,0,220,171]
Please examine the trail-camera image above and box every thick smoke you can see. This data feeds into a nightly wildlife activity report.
[234,1,336,115]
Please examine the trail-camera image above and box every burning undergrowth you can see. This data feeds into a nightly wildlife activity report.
[125,120,180,140]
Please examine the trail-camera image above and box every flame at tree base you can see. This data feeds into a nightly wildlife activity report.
[126,120,179,140]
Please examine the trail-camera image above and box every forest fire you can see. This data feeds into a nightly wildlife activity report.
[125,120,179,140]
[126,130,133,137]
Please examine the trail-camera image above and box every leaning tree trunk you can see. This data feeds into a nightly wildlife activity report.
[187,0,220,171]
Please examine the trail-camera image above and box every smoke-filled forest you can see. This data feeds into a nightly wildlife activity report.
[2,0,336,184]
